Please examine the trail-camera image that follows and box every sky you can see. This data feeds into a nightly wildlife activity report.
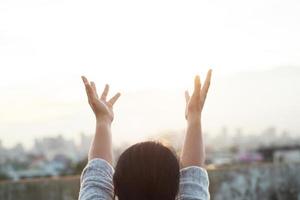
[0,0,300,148]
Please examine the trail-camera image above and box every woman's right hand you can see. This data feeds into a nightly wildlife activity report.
[185,70,212,123]
[81,76,121,124]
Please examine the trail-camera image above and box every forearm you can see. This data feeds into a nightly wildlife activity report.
[88,120,113,165]
[181,116,205,168]
[81,77,120,165]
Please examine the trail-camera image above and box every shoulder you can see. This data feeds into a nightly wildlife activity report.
[79,158,114,200]
[177,166,210,200]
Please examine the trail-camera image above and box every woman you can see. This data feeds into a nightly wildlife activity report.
[79,70,212,200]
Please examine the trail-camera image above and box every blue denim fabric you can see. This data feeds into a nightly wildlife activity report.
[79,158,209,200]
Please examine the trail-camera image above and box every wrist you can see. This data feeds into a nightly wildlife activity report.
[96,118,112,127]
[187,115,202,126]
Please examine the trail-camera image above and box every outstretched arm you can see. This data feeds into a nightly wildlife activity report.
[79,76,119,200]
[81,76,121,164]
[180,70,212,168]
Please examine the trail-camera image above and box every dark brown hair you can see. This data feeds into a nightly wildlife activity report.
[113,141,180,200]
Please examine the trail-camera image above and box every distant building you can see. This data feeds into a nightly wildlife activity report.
[258,145,300,163]
[32,135,78,161]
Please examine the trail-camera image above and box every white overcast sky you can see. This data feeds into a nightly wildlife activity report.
[1,0,300,147]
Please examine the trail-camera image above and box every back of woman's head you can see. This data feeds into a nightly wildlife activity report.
[113,141,180,200]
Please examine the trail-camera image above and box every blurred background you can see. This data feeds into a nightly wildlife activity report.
[0,0,300,199]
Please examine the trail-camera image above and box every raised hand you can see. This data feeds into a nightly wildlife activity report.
[185,69,212,122]
[181,70,212,168]
[81,76,121,123]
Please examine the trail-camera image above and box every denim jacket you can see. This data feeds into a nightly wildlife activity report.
[79,158,209,200]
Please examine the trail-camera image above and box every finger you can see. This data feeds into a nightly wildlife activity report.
[83,82,94,101]
[201,69,212,103]
[193,75,201,98]
[101,84,109,100]
[86,84,96,101]
[108,92,121,106]
[185,90,190,104]
[81,76,89,85]
[90,81,99,99]
[81,76,96,101]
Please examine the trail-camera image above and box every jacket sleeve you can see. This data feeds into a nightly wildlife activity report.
[177,166,210,200]
[79,158,114,200]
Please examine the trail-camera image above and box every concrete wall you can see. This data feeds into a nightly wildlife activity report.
[1,162,300,200]
[0,176,79,200]
[210,162,300,200]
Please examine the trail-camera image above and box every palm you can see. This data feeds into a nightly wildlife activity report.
[93,100,112,117]
[82,76,121,122]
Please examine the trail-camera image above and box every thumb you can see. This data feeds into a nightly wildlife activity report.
[185,90,190,104]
